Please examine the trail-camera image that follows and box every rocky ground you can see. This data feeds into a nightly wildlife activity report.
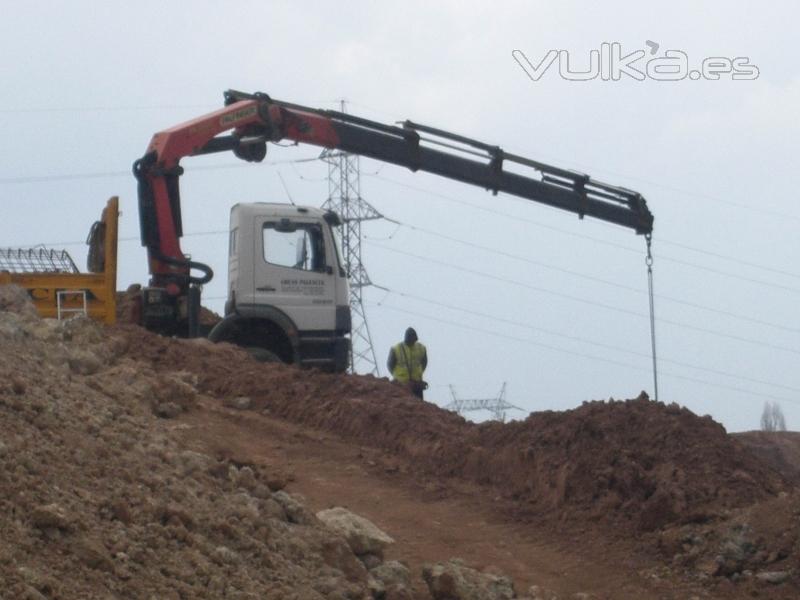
[1,283,799,599]
[0,287,411,599]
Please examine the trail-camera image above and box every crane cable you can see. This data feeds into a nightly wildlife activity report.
[646,234,659,400]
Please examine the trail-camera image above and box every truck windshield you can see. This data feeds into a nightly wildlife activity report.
[263,222,326,272]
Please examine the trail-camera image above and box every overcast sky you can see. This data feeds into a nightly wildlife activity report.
[1,1,798,432]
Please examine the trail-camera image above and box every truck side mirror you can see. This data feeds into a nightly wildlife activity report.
[323,211,342,227]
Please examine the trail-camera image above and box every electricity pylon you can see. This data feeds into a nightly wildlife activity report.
[445,383,522,422]
[320,102,383,375]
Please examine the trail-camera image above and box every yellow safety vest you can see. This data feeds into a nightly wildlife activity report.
[391,342,426,383]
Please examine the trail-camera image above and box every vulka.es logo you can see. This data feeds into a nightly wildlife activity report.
[512,43,759,82]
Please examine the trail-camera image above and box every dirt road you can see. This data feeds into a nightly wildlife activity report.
[180,397,723,600]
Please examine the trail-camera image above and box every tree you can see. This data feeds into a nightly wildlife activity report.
[760,401,787,432]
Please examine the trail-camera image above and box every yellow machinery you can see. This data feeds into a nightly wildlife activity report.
[0,197,118,324]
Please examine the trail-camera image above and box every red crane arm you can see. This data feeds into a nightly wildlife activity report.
[134,90,653,294]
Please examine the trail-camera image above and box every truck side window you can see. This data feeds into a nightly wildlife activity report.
[263,223,326,272]
[229,227,237,255]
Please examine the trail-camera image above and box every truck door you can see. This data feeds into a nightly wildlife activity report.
[253,217,339,331]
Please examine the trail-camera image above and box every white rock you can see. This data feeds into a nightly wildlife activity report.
[224,396,252,410]
[756,571,790,585]
[424,559,516,600]
[316,506,394,556]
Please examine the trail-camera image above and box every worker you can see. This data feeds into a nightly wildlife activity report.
[387,327,428,399]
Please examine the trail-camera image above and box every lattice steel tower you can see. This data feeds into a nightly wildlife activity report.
[445,383,523,422]
[320,102,383,375]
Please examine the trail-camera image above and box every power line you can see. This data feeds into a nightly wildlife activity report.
[0,157,322,185]
[4,149,797,287]
[659,255,800,296]
[0,98,344,116]
[378,220,800,335]
[13,97,793,221]
[374,285,800,395]
[366,174,800,286]
[6,156,795,284]
[289,161,328,182]
[16,210,800,349]
[18,224,800,348]
[368,242,800,357]
[658,238,800,282]
[0,104,217,114]
[32,216,800,336]
[369,301,799,405]
[8,165,798,357]
[0,170,131,185]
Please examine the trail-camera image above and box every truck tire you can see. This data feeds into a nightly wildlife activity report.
[244,346,281,363]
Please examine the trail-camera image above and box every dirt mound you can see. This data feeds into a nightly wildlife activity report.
[113,324,786,534]
[3,286,797,598]
[0,299,396,599]
[734,431,800,485]
[457,399,786,532]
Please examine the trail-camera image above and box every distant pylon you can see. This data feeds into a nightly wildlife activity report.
[321,101,383,375]
[445,383,522,422]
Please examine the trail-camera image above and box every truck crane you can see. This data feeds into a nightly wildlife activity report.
[134,89,654,372]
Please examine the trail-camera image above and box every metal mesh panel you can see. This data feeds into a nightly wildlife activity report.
[0,248,80,273]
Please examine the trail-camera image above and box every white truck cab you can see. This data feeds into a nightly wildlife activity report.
[208,203,351,372]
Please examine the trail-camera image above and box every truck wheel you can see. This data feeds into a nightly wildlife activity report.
[245,346,281,363]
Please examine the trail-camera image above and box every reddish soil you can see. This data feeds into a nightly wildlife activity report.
[2,285,799,599]
[734,431,800,485]
[118,323,800,598]
[179,397,668,599]
[121,323,787,534]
